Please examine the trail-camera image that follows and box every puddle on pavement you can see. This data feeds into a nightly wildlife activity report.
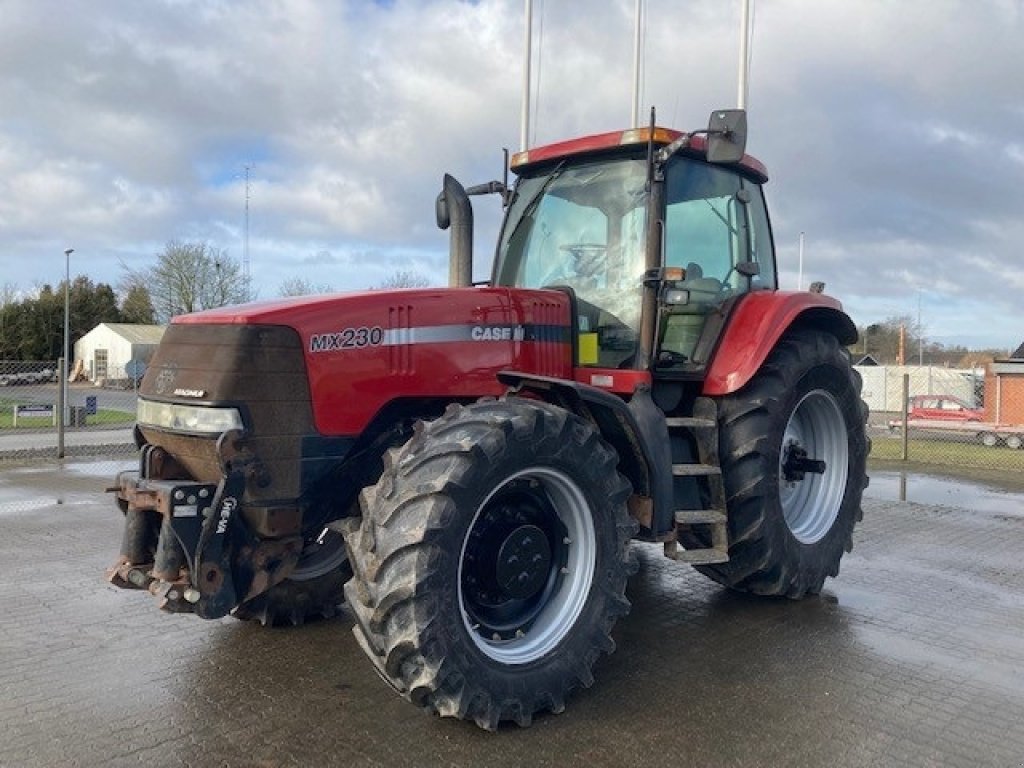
[866,470,1024,517]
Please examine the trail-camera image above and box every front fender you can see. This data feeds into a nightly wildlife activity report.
[703,292,857,396]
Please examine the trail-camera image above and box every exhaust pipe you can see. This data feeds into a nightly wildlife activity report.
[436,174,473,287]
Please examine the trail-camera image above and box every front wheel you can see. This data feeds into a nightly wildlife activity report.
[343,399,636,729]
[231,530,351,626]
[693,329,869,598]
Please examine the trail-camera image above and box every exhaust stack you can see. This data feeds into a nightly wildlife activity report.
[436,174,474,287]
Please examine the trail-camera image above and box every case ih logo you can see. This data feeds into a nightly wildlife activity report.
[154,368,176,395]
[471,325,525,341]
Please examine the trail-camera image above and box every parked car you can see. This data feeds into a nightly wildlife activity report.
[0,368,56,386]
[906,395,984,422]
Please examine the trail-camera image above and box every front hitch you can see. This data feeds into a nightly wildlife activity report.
[106,436,301,618]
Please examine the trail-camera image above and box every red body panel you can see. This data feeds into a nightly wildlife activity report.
[176,288,573,435]
[703,292,851,396]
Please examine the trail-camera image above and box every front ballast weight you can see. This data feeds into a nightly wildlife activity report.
[107,437,302,618]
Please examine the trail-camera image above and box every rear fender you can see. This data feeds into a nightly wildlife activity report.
[704,292,857,395]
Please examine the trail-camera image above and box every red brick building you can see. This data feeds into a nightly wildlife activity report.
[984,345,1024,425]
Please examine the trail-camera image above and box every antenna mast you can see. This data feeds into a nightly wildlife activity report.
[243,164,251,300]
[520,0,533,152]
[631,0,644,127]
[737,0,751,109]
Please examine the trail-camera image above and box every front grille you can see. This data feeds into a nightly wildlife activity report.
[139,323,314,503]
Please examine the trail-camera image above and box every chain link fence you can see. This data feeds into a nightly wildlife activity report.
[5,354,1024,508]
[0,359,138,465]
[862,362,1024,472]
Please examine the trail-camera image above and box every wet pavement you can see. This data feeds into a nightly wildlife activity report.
[2,461,1024,767]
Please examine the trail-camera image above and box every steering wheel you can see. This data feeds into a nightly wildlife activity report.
[559,243,607,257]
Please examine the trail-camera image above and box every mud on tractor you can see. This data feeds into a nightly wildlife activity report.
[109,110,869,729]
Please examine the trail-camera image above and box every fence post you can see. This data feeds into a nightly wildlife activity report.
[901,373,910,461]
[57,356,65,459]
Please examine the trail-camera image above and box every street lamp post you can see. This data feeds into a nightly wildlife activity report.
[63,248,73,425]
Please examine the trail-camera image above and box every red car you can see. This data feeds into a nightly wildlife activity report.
[906,394,984,421]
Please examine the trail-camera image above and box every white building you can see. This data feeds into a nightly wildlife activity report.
[73,323,166,383]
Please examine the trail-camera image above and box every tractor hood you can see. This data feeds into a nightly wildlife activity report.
[173,287,573,435]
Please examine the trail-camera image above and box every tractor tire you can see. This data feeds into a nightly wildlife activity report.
[342,399,637,730]
[232,529,351,627]
[694,329,869,598]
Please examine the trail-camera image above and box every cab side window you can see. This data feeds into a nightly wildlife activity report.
[664,159,743,286]
[663,157,776,293]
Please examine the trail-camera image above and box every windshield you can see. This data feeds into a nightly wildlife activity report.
[494,157,648,368]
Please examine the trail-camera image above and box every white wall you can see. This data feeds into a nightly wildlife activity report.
[74,326,137,381]
[856,365,979,414]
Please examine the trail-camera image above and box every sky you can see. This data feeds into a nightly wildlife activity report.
[1,0,1022,351]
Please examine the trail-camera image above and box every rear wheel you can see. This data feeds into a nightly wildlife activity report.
[1006,435,1023,450]
[232,530,351,626]
[343,399,636,729]
[695,329,869,598]
[979,432,1000,448]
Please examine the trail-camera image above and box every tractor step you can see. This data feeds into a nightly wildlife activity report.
[671,463,721,477]
[668,507,729,564]
[663,538,729,565]
[664,397,730,566]
[674,509,726,526]
[664,416,716,430]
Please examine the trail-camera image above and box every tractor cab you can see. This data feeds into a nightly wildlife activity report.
[493,114,776,376]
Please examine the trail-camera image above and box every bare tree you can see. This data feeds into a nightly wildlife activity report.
[279,277,333,297]
[372,270,432,290]
[122,241,249,322]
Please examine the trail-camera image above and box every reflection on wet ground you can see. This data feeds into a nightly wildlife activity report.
[866,469,1024,516]
[2,463,1024,767]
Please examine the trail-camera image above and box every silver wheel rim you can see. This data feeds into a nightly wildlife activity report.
[778,390,849,544]
[1007,435,1023,450]
[458,466,596,665]
[981,433,998,447]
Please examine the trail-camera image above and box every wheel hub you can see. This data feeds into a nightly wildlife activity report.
[495,524,552,599]
[459,467,596,663]
[782,440,827,483]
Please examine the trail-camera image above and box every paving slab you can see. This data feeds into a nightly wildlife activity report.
[1,462,1023,768]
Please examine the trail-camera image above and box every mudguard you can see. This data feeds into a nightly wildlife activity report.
[703,291,857,396]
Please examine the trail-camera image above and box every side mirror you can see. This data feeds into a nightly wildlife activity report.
[706,109,747,164]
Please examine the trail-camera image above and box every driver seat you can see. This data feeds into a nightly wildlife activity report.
[659,263,722,363]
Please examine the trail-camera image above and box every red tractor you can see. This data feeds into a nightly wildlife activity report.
[109,110,869,729]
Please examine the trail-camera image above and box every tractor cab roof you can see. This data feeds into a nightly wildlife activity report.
[510,126,768,183]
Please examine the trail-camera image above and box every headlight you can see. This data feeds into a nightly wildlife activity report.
[137,399,244,434]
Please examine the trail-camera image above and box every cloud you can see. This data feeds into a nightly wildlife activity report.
[0,0,1021,350]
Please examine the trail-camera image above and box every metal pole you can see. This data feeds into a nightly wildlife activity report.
[631,0,643,127]
[917,291,923,366]
[57,356,65,459]
[797,231,804,290]
[243,165,251,301]
[901,373,910,461]
[520,0,533,152]
[737,0,751,110]
[62,248,73,449]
